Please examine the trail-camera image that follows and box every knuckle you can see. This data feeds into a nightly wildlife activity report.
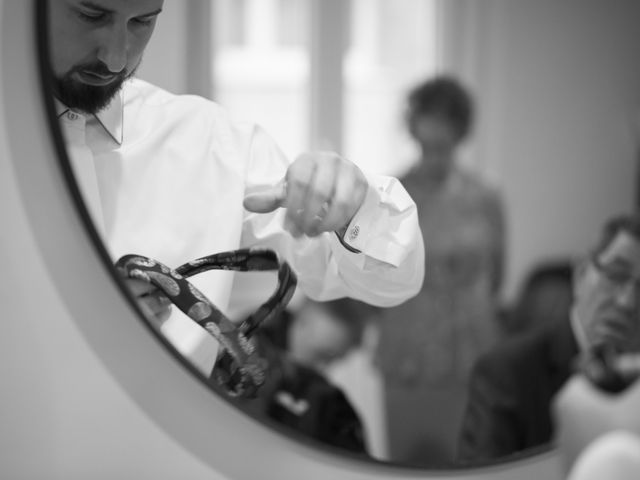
[330,153,343,167]
[332,197,352,214]
[284,177,307,199]
[310,186,329,203]
[293,152,315,168]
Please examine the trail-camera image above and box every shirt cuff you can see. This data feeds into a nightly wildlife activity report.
[335,182,376,252]
[335,175,416,267]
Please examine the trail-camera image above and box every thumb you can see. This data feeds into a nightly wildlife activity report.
[243,179,287,213]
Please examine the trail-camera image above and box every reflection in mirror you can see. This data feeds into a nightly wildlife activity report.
[42,0,423,465]
[43,0,640,470]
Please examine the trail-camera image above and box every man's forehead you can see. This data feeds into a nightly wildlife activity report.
[64,0,164,15]
[599,230,640,267]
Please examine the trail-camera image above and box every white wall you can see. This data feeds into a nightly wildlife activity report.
[442,0,640,299]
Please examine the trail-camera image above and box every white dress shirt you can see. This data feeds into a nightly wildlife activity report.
[56,78,424,374]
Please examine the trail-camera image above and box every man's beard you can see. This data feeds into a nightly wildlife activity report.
[52,61,138,114]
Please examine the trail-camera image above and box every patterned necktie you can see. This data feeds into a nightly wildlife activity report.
[116,248,297,398]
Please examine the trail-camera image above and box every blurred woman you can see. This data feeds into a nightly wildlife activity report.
[374,76,506,465]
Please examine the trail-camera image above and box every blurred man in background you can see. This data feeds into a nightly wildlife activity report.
[458,213,640,463]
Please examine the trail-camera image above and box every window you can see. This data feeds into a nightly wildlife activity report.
[345,0,440,175]
[212,0,310,159]
[211,0,439,174]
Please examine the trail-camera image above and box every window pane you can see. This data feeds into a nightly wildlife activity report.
[211,0,311,160]
[345,0,440,175]
[215,0,247,47]
[278,0,310,47]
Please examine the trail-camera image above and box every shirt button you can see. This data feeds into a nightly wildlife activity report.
[348,225,360,242]
[67,112,78,121]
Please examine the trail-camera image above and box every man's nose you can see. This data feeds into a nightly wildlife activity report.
[97,25,128,73]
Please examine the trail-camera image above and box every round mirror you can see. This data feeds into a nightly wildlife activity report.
[33,0,640,474]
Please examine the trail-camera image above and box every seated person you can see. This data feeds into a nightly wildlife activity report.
[456,213,640,463]
[499,260,573,335]
[243,299,369,454]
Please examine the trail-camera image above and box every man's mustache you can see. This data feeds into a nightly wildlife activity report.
[70,62,127,80]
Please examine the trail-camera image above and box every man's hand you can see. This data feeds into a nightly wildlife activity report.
[121,277,172,323]
[243,152,368,238]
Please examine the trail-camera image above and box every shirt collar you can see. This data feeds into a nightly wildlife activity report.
[95,90,124,145]
[54,98,69,117]
[54,90,124,145]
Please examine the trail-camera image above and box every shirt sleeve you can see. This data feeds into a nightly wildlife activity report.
[239,125,424,309]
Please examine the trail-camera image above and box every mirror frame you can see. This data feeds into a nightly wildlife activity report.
[0,0,562,477]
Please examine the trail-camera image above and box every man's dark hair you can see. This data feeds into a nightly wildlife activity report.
[593,213,640,257]
[521,261,574,295]
[406,75,474,141]
[497,259,574,335]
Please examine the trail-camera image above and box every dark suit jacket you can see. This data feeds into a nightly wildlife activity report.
[265,360,368,454]
[238,329,368,455]
[457,319,579,463]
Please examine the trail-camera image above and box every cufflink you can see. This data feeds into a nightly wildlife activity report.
[334,224,361,254]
